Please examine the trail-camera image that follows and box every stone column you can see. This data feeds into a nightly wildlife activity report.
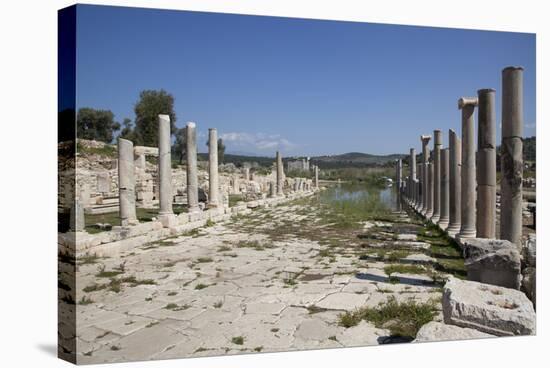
[420,135,431,215]
[439,148,450,229]
[396,159,403,212]
[426,162,434,218]
[500,66,524,247]
[118,138,137,226]
[477,88,497,238]
[432,130,442,222]
[269,181,275,197]
[415,163,422,211]
[244,167,250,181]
[276,151,284,196]
[186,122,200,213]
[135,153,146,169]
[158,115,174,226]
[447,129,461,234]
[232,176,239,194]
[314,165,319,188]
[409,148,416,202]
[208,128,220,208]
[458,97,478,239]
[69,200,85,232]
[396,159,402,189]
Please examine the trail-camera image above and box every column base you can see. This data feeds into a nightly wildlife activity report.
[446,224,460,236]
[121,218,139,227]
[431,215,440,223]
[187,206,201,213]
[206,202,220,209]
[158,213,177,228]
[438,219,449,231]
[456,230,476,242]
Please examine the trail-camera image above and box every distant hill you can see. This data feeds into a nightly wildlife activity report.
[199,151,406,169]
[312,152,407,169]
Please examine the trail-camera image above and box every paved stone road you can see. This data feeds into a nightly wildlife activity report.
[72,198,443,364]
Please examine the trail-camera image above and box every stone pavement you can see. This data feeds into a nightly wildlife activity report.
[72,198,446,364]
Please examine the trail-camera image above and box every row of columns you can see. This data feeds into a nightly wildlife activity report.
[400,66,524,247]
[114,116,292,228]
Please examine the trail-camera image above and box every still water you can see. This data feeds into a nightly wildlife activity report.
[319,182,400,211]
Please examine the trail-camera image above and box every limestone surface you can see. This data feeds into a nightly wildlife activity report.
[414,321,493,342]
[442,277,535,336]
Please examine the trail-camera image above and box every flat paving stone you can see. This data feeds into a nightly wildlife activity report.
[71,196,460,364]
[314,292,369,311]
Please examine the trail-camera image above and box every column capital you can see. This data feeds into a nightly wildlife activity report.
[458,97,478,109]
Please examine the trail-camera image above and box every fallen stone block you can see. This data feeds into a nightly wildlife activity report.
[461,238,521,289]
[414,321,493,342]
[442,277,536,336]
[396,234,417,241]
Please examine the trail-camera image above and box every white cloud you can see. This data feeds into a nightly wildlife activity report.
[220,131,296,153]
[525,122,536,129]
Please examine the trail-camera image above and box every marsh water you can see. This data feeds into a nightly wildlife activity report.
[319,182,399,212]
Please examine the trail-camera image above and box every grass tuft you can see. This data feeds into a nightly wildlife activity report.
[338,296,438,339]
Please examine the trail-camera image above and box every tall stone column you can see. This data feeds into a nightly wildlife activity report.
[118,138,137,226]
[438,148,450,229]
[396,159,403,212]
[500,66,524,247]
[396,159,402,189]
[69,200,85,232]
[477,88,497,238]
[426,162,434,218]
[232,176,239,194]
[448,129,462,235]
[314,165,319,188]
[186,122,200,213]
[432,130,442,222]
[409,148,416,202]
[208,128,220,208]
[458,97,478,239]
[276,151,284,196]
[415,163,422,211]
[158,115,175,227]
[420,135,431,215]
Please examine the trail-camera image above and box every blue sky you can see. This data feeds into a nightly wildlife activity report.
[75,4,536,156]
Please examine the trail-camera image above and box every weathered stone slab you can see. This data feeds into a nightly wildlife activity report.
[461,238,521,289]
[442,277,535,336]
[314,292,369,311]
[294,318,340,342]
[397,234,417,241]
[414,321,493,342]
[335,321,387,346]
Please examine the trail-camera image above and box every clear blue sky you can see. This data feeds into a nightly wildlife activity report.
[75,4,536,156]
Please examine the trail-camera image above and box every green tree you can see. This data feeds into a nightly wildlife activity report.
[134,89,176,146]
[172,126,187,164]
[206,137,226,163]
[218,138,226,163]
[119,118,135,141]
[77,107,120,143]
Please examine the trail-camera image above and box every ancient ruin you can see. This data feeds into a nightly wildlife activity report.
[58,66,536,364]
